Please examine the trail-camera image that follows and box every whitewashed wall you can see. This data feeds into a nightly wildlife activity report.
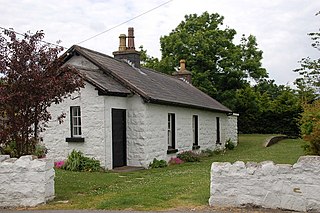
[0,155,54,207]
[209,156,320,212]
[43,82,106,166]
[141,103,232,166]
[226,113,238,145]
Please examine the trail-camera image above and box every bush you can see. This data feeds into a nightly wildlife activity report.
[225,139,235,150]
[200,148,215,157]
[62,150,101,172]
[300,100,320,155]
[32,143,48,158]
[168,157,184,165]
[177,151,200,162]
[149,158,167,168]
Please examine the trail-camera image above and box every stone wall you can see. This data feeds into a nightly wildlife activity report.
[209,156,320,212]
[0,155,55,207]
[226,113,238,145]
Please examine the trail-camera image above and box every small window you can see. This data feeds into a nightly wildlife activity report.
[167,113,177,153]
[192,115,198,146]
[216,117,221,144]
[70,106,82,137]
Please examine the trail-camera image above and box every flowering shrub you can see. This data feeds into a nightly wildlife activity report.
[54,161,65,169]
[177,151,201,162]
[168,157,184,165]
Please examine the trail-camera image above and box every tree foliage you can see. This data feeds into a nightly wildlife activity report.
[300,100,320,155]
[234,81,301,135]
[294,12,320,101]
[140,11,301,135]
[143,12,268,109]
[0,29,84,157]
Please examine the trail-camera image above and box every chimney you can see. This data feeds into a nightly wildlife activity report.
[127,27,135,50]
[118,34,126,51]
[172,59,192,84]
[113,27,141,68]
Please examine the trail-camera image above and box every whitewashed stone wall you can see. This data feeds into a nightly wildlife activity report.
[0,155,55,207]
[142,104,232,165]
[43,82,106,166]
[226,113,238,145]
[209,156,320,212]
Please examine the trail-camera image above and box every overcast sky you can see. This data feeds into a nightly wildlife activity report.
[0,0,319,86]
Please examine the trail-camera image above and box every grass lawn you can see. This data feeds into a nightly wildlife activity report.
[39,134,307,211]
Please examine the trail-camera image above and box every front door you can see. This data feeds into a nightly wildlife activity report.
[112,109,126,168]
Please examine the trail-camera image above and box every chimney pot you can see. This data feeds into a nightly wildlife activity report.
[127,27,135,50]
[118,34,127,51]
[172,59,192,84]
[179,59,186,71]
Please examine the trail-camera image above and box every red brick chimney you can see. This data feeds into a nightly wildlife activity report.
[113,27,141,68]
[173,59,192,84]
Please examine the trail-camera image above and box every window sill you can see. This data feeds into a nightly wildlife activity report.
[66,137,85,142]
[167,148,178,154]
[192,145,200,150]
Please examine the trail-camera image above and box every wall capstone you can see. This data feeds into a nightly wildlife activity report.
[0,155,55,208]
[209,156,320,212]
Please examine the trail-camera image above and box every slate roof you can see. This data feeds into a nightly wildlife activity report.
[65,45,231,113]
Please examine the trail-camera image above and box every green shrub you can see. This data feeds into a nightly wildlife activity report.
[32,144,48,158]
[300,100,320,155]
[225,139,235,150]
[149,158,167,168]
[177,151,200,162]
[200,148,215,157]
[63,149,101,172]
[1,141,18,157]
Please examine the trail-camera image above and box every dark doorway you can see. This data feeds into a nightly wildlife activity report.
[112,109,126,168]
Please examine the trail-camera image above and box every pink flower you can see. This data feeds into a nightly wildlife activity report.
[54,161,65,169]
[169,157,184,165]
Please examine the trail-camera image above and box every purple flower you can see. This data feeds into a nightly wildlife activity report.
[54,161,65,168]
[169,157,184,165]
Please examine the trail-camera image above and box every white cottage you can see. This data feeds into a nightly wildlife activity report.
[43,28,238,169]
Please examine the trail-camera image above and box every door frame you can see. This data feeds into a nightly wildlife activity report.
[111,108,127,168]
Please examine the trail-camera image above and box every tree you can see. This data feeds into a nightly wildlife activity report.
[300,100,320,155]
[0,29,84,157]
[294,12,320,101]
[156,12,268,109]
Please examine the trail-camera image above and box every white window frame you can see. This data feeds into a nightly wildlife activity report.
[71,106,82,138]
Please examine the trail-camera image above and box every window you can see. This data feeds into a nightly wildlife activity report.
[192,115,199,149]
[216,117,221,144]
[66,106,84,142]
[167,113,177,153]
[71,106,81,137]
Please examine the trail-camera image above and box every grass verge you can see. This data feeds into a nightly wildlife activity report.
[38,134,307,210]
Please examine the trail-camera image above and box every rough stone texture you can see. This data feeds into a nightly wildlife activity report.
[226,113,238,145]
[0,155,55,207]
[209,156,320,212]
[43,55,238,169]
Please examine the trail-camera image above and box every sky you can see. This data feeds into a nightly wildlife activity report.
[0,0,319,86]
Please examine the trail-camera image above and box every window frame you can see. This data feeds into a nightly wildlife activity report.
[192,115,200,150]
[167,113,177,154]
[66,106,84,142]
[216,117,221,145]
